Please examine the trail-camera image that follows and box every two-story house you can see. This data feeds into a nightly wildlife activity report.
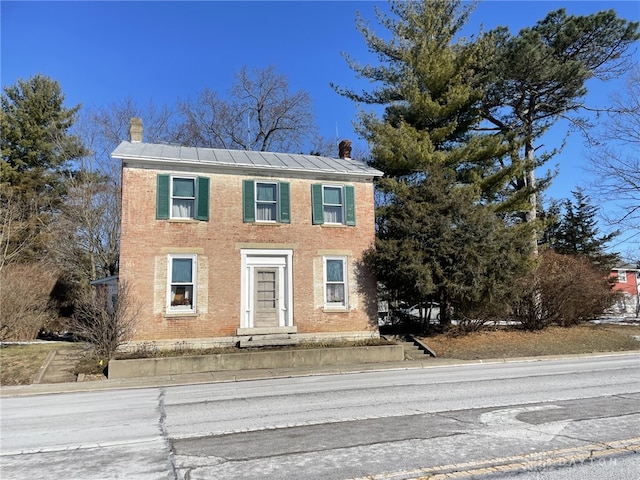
[609,263,640,317]
[111,119,383,347]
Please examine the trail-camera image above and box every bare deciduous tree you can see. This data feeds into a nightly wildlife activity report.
[175,65,317,152]
[0,262,59,341]
[56,99,176,282]
[75,97,176,174]
[48,171,120,281]
[0,188,40,272]
[588,67,640,256]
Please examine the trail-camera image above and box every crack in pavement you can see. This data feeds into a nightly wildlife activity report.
[158,388,179,480]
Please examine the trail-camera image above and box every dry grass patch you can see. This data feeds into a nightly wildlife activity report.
[0,342,82,385]
[422,324,640,360]
[115,338,392,360]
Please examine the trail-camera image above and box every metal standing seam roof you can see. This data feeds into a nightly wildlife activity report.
[111,141,383,178]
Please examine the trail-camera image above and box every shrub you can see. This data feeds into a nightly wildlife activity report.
[512,249,620,330]
[0,263,59,341]
[66,281,139,359]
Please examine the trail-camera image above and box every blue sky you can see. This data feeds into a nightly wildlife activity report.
[2,0,639,253]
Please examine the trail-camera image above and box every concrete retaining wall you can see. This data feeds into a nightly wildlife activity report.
[108,345,404,379]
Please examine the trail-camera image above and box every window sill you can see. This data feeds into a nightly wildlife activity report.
[164,311,197,318]
[248,221,284,226]
[167,218,200,224]
[323,306,350,313]
[321,223,348,228]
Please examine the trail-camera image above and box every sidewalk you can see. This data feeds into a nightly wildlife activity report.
[0,357,457,397]
[3,350,639,397]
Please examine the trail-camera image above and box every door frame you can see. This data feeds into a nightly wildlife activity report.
[240,249,293,329]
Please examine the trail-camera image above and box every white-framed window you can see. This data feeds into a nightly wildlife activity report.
[242,180,290,223]
[311,184,355,226]
[256,182,278,222]
[171,176,196,219]
[324,256,348,308]
[323,185,344,224]
[156,174,209,221]
[618,270,627,283]
[167,254,197,313]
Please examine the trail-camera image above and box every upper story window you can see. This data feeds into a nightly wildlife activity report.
[256,182,278,221]
[323,186,344,223]
[618,270,627,283]
[171,177,196,218]
[243,180,290,223]
[156,174,209,221]
[167,254,197,314]
[312,184,355,226]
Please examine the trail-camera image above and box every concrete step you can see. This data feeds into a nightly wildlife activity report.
[41,373,75,383]
[401,340,429,359]
[238,334,299,348]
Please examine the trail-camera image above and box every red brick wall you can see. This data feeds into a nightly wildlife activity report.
[120,166,379,341]
[610,270,639,297]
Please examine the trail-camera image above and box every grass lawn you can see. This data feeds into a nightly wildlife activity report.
[0,342,83,386]
[1,323,638,386]
[422,323,640,360]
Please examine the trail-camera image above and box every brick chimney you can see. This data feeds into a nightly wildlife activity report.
[338,139,352,159]
[129,117,143,143]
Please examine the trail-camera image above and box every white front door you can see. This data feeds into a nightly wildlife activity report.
[240,249,293,329]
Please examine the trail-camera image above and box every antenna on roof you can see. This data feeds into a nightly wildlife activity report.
[335,122,339,147]
[247,113,251,149]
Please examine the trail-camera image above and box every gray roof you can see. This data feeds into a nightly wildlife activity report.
[613,263,639,271]
[112,141,383,179]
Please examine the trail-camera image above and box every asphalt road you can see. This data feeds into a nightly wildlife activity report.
[1,354,639,480]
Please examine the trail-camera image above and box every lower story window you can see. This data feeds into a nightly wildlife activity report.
[324,256,347,308]
[167,254,197,313]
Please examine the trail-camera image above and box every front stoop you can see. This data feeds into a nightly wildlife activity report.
[238,333,299,348]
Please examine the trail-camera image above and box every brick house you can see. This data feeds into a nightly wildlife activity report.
[111,119,383,347]
[609,264,640,317]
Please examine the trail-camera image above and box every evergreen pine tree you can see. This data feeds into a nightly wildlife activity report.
[1,74,87,266]
[335,0,533,325]
[480,9,639,245]
[1,74,86,193]
[553,189,620,269]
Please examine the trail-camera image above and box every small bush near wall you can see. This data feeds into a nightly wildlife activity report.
[66,282,140,360]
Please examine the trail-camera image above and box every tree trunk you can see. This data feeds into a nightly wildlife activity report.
[524,138,538,256]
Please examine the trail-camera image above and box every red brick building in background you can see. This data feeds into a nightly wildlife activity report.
[609,264,640,317]
[111,119,383,347]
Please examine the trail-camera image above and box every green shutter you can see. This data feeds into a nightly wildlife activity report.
[156,174,170,219]
[311,184,324,225]
[242,180,255,222]
[345,185,356,226]
[196,177,209,221]
[279,182,290,223]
